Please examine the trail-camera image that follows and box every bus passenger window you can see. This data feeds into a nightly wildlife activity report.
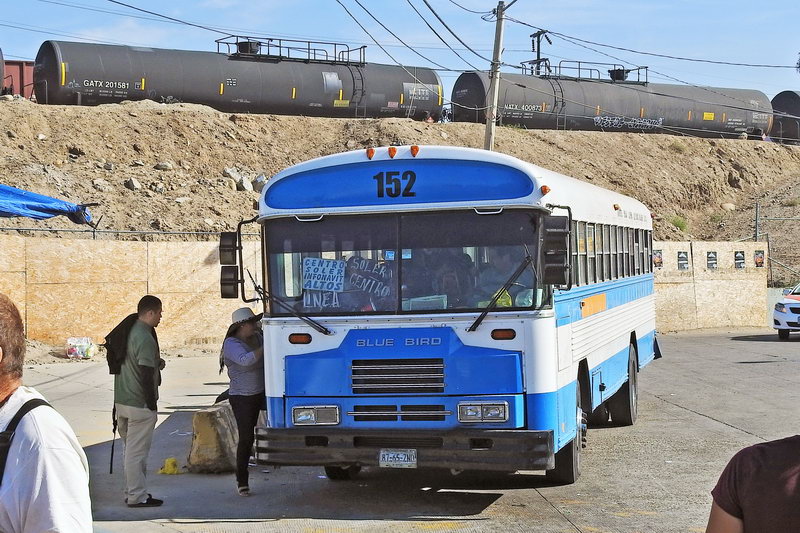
[587,223,596,284]
[622,228,630,277]
[610,226,618,279]
[603,227,610,281]
[577,222,587,286]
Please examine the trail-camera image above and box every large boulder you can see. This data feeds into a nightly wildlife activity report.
[186,400,237,473]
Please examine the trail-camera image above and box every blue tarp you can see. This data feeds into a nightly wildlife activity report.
[0,184,93,225]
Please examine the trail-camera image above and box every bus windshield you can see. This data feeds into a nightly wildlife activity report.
[265,209,544,316]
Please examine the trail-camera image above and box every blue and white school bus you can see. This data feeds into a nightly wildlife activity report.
[219,145,660,484]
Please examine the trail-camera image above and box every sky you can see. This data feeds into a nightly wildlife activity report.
[2,0,799,100]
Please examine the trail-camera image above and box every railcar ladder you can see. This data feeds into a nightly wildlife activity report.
[351,66,367,118]
[553,80,567,130]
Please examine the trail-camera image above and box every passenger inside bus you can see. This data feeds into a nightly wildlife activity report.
[402,247,475,307]
[474,246,534,307]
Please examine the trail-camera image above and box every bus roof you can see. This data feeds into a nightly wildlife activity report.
[259,145,652,229]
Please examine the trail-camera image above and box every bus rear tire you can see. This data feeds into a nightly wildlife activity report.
[324,465,361,480]
[546,381,583,484]
[609,345,638,426]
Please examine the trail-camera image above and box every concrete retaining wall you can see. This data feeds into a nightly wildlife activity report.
[0,236,773,343]
[0,235,260,347]
[653,241,769,331]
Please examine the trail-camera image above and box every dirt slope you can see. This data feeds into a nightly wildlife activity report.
[2,98,800,283]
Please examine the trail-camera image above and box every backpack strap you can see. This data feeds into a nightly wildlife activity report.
[0,398,51,487]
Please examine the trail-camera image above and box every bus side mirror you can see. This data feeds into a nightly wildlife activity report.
[542,216,570,286]
[220,266,240,299]
[219,231,239,265]
[220,231,240,299]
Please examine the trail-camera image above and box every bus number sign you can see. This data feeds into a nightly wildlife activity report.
[373,170,416,198]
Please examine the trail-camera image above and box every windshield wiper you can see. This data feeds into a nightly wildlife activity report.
[247,270,333,336]
[467,254,534,332]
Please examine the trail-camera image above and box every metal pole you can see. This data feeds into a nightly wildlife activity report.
[754,201,759,241]
[483,1,507,151]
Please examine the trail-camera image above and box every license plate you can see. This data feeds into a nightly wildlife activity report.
[379,448,417,468]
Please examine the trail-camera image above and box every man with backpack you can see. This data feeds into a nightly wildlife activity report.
[0,292,92,532]
[109,295,166,508]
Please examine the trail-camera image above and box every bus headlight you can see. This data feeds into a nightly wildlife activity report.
[482,405,506,420]
[458,402,508,422]
[292,406,340,425]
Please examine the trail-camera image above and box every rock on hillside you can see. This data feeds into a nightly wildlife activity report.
[2,98,800,282]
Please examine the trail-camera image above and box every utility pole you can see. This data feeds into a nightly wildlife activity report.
[484,0,516,151]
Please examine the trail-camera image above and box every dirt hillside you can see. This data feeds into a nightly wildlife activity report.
[2,97,800,283]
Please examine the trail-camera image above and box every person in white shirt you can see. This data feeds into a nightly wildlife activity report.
[0,292,92,533]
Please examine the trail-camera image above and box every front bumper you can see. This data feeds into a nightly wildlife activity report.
[255,427,554,471]
[773,309,800,330]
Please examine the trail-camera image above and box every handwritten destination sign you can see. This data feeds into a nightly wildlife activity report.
[302,258,346,292]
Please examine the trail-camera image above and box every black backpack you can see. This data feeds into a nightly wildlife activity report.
[0,399,51,486]
[103,313,138,374]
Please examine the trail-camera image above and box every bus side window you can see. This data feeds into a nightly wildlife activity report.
[621,227,629,277]
[586,223,596,284]
[577,222,587,286]
[610,226,618,279]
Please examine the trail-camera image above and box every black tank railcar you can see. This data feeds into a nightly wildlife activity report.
[33,40,443,120]
[452,71,773,138]
[770,91,800,145]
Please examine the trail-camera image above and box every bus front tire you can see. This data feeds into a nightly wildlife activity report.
[546,381,584,484]
[324,465,361,480]
[778,329,790,340]
[609,345,638,426]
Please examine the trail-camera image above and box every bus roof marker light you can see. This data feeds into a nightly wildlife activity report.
[366,148,375,160]
[410,145,420,157]
[388,147,397,158]
[613,203,621,211]
[540,185,551,195]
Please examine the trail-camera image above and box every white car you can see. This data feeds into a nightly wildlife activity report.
[774,282,800,340]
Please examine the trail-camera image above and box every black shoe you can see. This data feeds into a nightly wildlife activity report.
[127,494,163,507]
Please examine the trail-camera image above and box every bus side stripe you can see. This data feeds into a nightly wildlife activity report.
[555,274,653,327]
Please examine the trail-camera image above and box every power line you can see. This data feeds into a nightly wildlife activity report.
[403,0,480,70]
[0,19,150,47]
[104,0,228,35]
[548,31,771,116]
[334,0,487,112]
[506,16,796,69]
[446,0,492,15]
[38,0,533,54]
[351,0,451,71]
[420,0,522,70]
[420,0,494,65]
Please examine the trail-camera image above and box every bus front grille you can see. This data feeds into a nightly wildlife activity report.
[349,404,450,422]
[351,358,445,394]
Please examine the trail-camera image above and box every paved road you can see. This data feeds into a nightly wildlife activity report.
[24,328,800,532]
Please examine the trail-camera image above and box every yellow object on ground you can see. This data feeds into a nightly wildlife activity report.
[158,457,181,475]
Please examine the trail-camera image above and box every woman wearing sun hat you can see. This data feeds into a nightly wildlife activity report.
[220,307,265,496]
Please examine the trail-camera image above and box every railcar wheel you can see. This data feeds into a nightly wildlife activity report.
[778,329,790,340]
[609,345,638,426]
[324,465,361,481]
[546,380,585,484]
